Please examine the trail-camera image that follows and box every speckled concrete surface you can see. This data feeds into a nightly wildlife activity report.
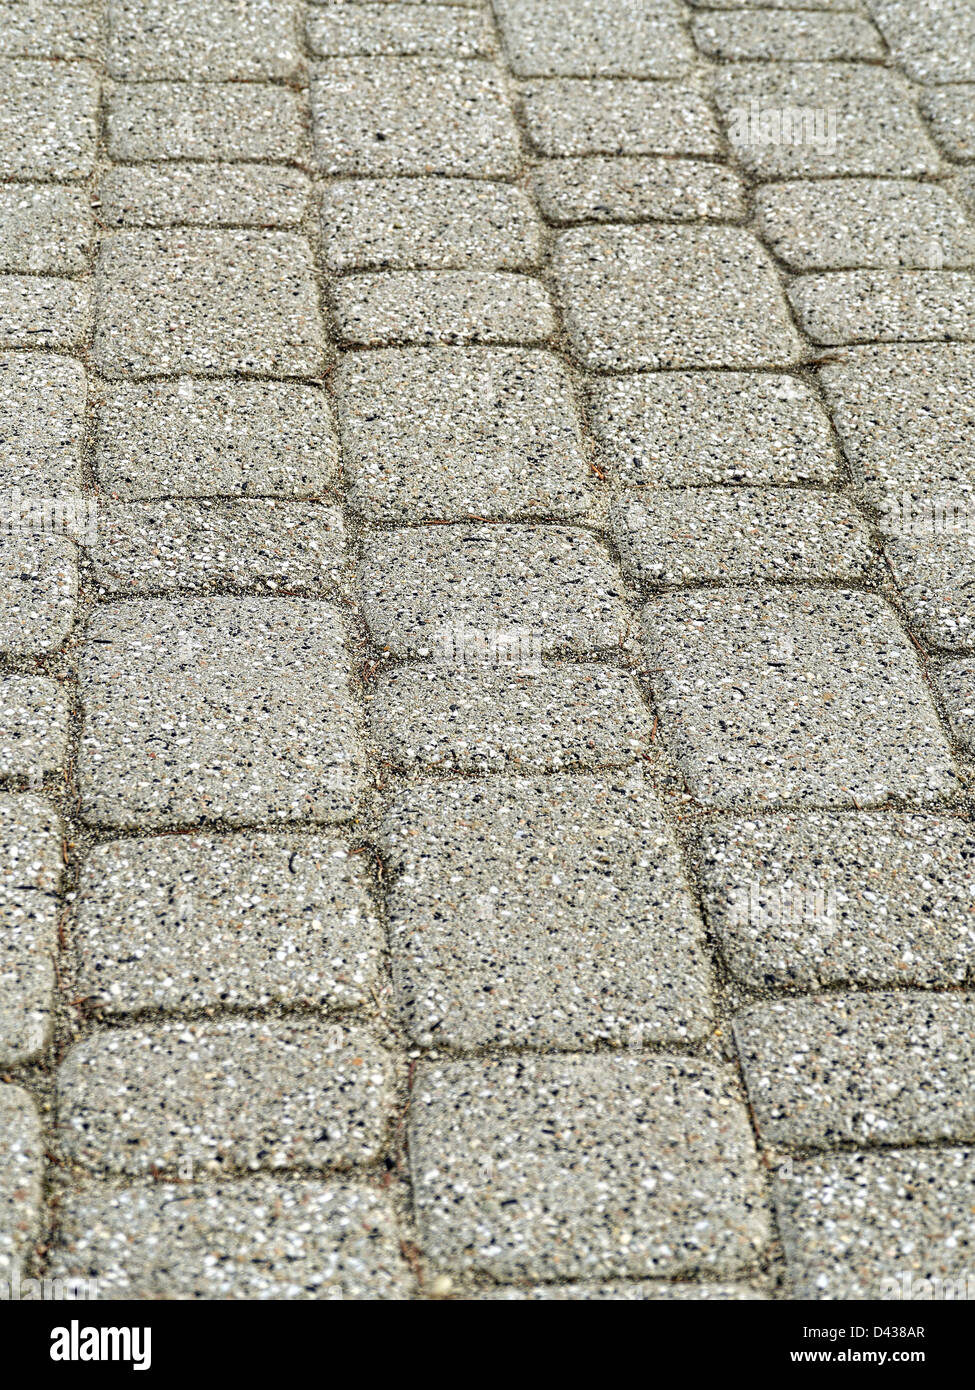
[3,0,975,1306]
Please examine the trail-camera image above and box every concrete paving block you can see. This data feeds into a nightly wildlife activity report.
[789,270,975,345]
[78,599,364,827]
[756,179,975,270]
[0,276,90,350]
[693,11,882,60]
[0,1087,42,1282]
[331,271,555,346]
[75,833,383,1014]
[92,231,327,378]
[0,185,91,274]
[776,1148,975,1300]
[358,524,628,657]
[107,0,302,80]
[50,1180,410,1299]
[531,157,747,224]
[88,500,348,596]
[0,59,97,178]
[713,64,942,177]
[610,487,872,584]
[311,59,521,176]
[697,811,975,989]
[493,0,694,77]
[95,380,339,499]
[0,535,77,654]
[379,772,714,1047]
[320,178,542,271]
[869,0,975,84]
[308,3,493,57]
[552,226,802,369]
[0,1,99,59]
[737,992,975,1148]
[369,664,652,773]
[589,373,840,487]
[920,87,975,160]
[58,1020,392,1174]
[0,676,70,777]
[0,795,63,1064]
[641,588,957,808]
[819,345,975,498]
[409,1055,769,1280]
[107,82,304,162]
[98,165,311,229]
[0,352,86,497]
[520,78,721,156]
[335,347,592,522]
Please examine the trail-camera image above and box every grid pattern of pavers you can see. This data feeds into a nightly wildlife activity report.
[1,0,974,1304]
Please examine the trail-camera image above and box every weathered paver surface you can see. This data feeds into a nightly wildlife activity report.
[2,0,975,1307]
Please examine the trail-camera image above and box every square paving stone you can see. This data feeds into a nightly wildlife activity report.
[0,794,63,1064]
[641,588,957,808]
[930,659,975,750]
[0,1087,42,1282]
[552,226,802,370]
[409,1056,769,1280]
[0,185,91,274]
[920,87,975,161]
[775,1149,975,1300]
[98,165,311,229]
[93,231,327,378]
[88,500,348,596]
[589,373,840,486]
[693,11,883,60]
[372,664,651,772]
[736,993,975,1149]
[818,345,975,499]
[531,157,747,224]
[0,1,99,59]
[520,79,721,157]
[320,179,542,271]
[0,535,77,654]
[331,271,555,346]
[0,676,69,777]
[789,270,975,345]
[379,772,713,1048]
[0,352,85,496]
[869,0,975,85]
[311,59,521,176]
[713,64,942,178]
[95,380,339,499]
[78,598,364,828]
[358,524,628,657]
[756,180,975,270]
[75,833,383,1015]
[0,276,90,350]
[107,0,302,80]
[50,1180,410,1299]
[106,82,304,162]
[335,347,593,522]
[0,60,97,178]
[58,1020,391,1174]
[879,516,975,649]
[308,3,493,57]
[493,0,694,77]
[611,488,872,584]
[697,812,975,990]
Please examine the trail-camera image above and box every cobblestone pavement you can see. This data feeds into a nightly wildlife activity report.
[1,0,975,1303]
